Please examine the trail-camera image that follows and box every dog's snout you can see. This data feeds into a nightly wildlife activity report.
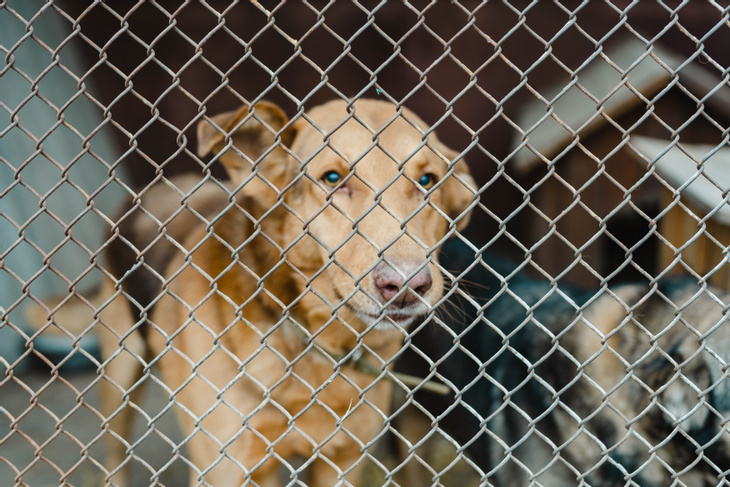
[373,260,432,305]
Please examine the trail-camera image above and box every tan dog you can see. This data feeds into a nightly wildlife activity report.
[100,98,475,486]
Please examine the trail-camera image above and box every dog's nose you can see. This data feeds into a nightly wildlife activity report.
[373,260,432,305]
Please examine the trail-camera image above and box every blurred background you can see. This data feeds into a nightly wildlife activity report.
[56,0,730,284]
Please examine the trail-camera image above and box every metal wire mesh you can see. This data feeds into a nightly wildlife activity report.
[3,1,730,486]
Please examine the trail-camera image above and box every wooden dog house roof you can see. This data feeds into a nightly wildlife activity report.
[630,136,730,225]
[511,36,730,173]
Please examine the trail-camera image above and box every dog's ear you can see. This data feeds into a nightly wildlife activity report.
[197,101,296,190]
[432,142,476,232]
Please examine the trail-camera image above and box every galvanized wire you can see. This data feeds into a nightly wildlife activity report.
[3,1,730,486]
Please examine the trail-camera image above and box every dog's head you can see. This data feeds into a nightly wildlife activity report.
[198,98,475,331]
[638,284,730,473]
[579,283,730,478]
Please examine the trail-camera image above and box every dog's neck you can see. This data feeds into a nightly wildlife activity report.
[296,300,398,349]
[283,312,450,395]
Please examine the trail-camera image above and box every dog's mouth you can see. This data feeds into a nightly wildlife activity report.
[356,306,426,330]
[333,286,432,330]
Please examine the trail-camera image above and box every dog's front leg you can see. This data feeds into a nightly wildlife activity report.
[97,279,149,486]
[100,345,147,487]
[180,405,286,487]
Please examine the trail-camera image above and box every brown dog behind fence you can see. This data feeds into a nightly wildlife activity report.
[97,98,474,486]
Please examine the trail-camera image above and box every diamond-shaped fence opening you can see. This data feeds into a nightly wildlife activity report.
[3,1,730,486]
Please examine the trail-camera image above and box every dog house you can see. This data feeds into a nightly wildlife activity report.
[511,37,730,289]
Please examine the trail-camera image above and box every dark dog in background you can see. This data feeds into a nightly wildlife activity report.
[395,238,730,486]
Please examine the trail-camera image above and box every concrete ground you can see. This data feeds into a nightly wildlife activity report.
[0,362,187,487]
[1,360,480,487]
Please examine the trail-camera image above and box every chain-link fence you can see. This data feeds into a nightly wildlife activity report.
[3,1,730,486]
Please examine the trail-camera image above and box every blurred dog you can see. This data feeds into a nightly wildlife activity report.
[99,99,475,486]
[396,239,730,485]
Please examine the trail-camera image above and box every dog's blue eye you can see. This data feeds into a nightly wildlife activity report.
[322,171,342,187]
[418,173,436,189]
